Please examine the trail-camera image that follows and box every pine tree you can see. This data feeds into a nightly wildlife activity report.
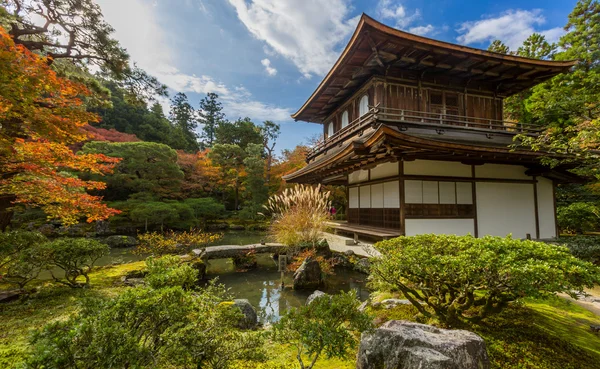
[487,40,511,54]
[198,93,225,148]
[169,93,199,152]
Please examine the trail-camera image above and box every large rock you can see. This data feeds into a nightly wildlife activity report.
[233,299,258,329]
[293,256,323,290]
[306,290,329,305]
[356,320,490,369]
[190,260,207,280]
[372,299,412,309]
[354,258,371,273]
[104,235,138,248]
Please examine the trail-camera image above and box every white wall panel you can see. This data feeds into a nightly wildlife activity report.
[349,187,359,208]
[422,181,439,204]
[371,183,384,208]
[456,182,473,204]
[383,181,400,208]
[405,180,422,204]
[476,182,536,238]
[405,219,475,236]
[439,182,456,204]
[404,160,471,177]
[475,164,530,180]
[348,169,369,184]
[537,177,557,238]
[370,162,398,180]
[360,186,371,208]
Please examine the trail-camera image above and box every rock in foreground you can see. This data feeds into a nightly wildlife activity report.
[233,299,258,329]
[356,320,490,369]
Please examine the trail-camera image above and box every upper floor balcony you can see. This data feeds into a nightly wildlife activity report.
[306,105,543,162]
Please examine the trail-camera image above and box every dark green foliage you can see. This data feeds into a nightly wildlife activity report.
[271,290,373,369]
[81,141,184,201]
[198,92,226,148]
[183,197,226,226]
[243,143,268,209]
[144,255,198,289]
[41,238,109,288]
[0,231,48,289]
[215,117,263,149]
[127,200,193,231]
[25,282,265,369]
[557,202,600,233]
[558,236,600,264]
[370,234,600,324]
[169,92,199,152]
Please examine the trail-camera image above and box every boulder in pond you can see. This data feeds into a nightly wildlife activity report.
[306,290,329,305]
[356,320,490,369]
[293,256,323,290]
[354,258,371,273]
[105,235,138,248]
[233,299,258,329]
[190,260,207,280]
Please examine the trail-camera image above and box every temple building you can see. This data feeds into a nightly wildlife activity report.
[284,14,579,240]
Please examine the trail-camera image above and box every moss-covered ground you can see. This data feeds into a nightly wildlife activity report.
[1,262,599,369]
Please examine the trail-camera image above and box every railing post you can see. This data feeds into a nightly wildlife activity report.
[400,109,404,121]
[489,119,492,130]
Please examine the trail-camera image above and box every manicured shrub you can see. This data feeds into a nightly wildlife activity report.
[144,255,198,289]
[558,235,600,265]
[271,290,372,369]
[184,197,226,226]
[265,184,331,248]
[370,234,600,325]
[26,282,265,369]
[41,238,109,288]
[557,202,600,234]
[135,229,222,256]
[0,231,48,289]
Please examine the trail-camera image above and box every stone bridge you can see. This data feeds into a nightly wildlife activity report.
[191,243,286,260]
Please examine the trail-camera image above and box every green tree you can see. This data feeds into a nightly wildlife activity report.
[242,143,268,219]
[81,141,184,201]
[487,39,510,54]
[26,281,265,369]
[209,144,246,210]
[215,117,263,149]
[41,238,109,288]
[1,0,166,101]
[260,120,281,184]
[271,290,373,369]
[129,201,181,232]
[370,234,600,324]
[0,231,48,289]
[183,197,226,227]
[169,92,199,152]
[198,92,225,148]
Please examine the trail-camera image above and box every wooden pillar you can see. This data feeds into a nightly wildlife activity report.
[471,165,479,238]
[399,161,406,236]
[533,176,540,239]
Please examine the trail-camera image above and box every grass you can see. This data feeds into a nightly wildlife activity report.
[1,262,600,369]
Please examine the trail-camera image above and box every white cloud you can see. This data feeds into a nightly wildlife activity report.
[94,0,291,121]
[261,58,278,76]
[227,0,359,78]
[408,24,435,36]
[456,9,563,49]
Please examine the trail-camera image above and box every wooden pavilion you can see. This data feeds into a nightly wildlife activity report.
[284,14,579,240]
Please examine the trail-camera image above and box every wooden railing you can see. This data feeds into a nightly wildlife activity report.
[306,105,542,160]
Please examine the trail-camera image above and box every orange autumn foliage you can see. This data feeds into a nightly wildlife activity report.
[177,149,221,197]
[0,27,120,225]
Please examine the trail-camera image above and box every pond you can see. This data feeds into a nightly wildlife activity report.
[206,254,370,323]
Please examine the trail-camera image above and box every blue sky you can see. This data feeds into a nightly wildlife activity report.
[95,0,577,154]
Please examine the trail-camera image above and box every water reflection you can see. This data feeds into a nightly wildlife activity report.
[206,254,370,322]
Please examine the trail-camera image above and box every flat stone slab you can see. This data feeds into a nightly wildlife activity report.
[192,243,285,260]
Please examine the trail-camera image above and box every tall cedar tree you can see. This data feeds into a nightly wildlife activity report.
[1,0,166,101]
[0,27,120,229]
[198,92,225,148]
[169,92,199,152]
[260,120,280,184]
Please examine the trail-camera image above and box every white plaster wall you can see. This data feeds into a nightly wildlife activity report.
[349,187,359,208]
[371,162,399,179]
[404,160,471,177]
[383,181,400,208]
[537,177,557,238]
[405,180,423,203]
[475,164,530,179]
[360,186,371,208]
[348,169,369,184]
[371,183,384,208]
[476,182,536,238]
[456,182,473,204]
[405,219,475,236]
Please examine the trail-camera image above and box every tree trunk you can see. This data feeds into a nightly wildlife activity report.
[234,185,239,211]
[0,195,16,231]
